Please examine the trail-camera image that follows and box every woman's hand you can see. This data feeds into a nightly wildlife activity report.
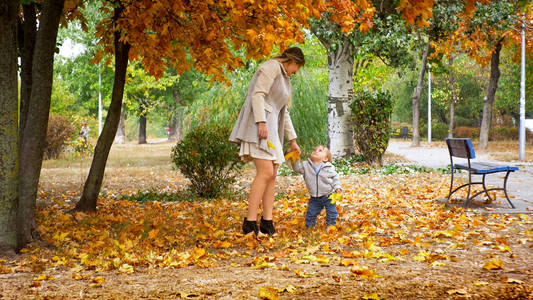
[257,122,268,139]
[290,139,301,155]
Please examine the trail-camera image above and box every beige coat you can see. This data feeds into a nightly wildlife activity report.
[229,59,297,157]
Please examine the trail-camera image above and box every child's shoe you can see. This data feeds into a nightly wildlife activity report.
[242,218,258,236]
[259,217,275,235]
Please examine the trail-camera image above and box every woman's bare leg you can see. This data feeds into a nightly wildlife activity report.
[246,159,276,221]
[261,163,278,220]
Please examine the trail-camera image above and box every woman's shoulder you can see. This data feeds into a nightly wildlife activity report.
[258,59,282,77]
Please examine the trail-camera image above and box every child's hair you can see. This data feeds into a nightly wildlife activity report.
[315,145,332,162]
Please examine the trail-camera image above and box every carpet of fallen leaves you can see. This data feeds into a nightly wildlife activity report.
[1,142,532,299]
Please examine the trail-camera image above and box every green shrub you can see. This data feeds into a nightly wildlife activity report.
[350,89,393,166]
[489,127,518,141]
[454,126,473,139]
[421,122,449,141]
[171,123,244,198]
[45,114,76,159]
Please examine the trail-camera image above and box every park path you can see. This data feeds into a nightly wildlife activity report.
[386,140,533,213]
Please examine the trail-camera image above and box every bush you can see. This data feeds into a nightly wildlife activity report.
[45,115,75,159]
[454,126,474,139]
[489,127,518,141]
[350,89,393,166]
[421,122,449,141]
[171,123,245,198]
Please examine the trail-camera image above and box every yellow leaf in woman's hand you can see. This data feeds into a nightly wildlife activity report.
[284,150,300,164]
[267,140,276,151]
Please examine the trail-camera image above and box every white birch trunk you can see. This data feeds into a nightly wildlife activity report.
[114,103,126,144]
[327,41,355,158]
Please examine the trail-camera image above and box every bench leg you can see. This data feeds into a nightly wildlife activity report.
[465,171,515,209]
[463,171,473,208]
[502,171,515,209]
[447,169,455,202]
[481,174,493,203]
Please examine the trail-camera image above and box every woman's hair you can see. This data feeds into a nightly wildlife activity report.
[275,47,305,66]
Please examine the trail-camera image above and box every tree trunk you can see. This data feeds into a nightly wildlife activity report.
[114,103,126,144]
[138,113,147,144]
[168,90,183,142]
[0,0,19,252]
[326,39,355,158]
[19,3,36,143]
[448,55,456,138]
[74,11,130,212]
[17,0,65,250]
[478,39,503,150]
[411,41,430,146]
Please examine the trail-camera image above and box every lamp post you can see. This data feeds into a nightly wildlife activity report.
[428,64,432,144]
[519,17,526,161]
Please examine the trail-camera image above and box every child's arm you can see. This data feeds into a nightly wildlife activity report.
[290,159,305,175]
[330,167,342,192]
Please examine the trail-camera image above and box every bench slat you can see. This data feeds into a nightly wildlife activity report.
[446,138,475,159]
[455,162,518,174]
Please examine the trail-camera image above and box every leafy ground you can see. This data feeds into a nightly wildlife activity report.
[1,142,532,299]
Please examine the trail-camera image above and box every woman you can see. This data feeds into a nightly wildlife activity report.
[229,47,304,236]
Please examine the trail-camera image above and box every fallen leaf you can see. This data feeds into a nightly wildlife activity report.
[483,258,503,270]
[501,277,524,284]
[259,286,279,300]
[447,288,467,295]
[362,292,381,300]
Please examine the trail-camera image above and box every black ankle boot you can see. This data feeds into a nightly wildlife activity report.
[259,217,275,235]
[242,218,258,235]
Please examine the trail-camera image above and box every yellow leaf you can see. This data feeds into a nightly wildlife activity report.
[294,268,307,277]
[432,230,453,238]
[501,277,524,284]
[213,241,232,249]
[259,286,279,300]
[329,192,342,204]
[148,229,159,239]
[33,274,53,281]
[483,258,502,270]
[177,291,200,298]
[339,259,358,266]
[119,263,134,274]
[473,281,490,286]
[277,285,296,293]
[72,273,83,280]
[362,292,381,300]
[350,266,379,278]
[92,276,105,283]
[284,150,300,164]
[267,140,276,151]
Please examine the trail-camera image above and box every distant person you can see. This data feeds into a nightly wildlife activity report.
[229,47,305,236]
[288,145,342,228]
[79,122,89,142]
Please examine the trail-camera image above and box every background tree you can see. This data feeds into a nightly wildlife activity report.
[17,0,78,250]
[0,0,19,252]
[436,0,523,149]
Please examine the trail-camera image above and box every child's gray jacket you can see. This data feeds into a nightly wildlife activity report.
[291,159,342,198]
